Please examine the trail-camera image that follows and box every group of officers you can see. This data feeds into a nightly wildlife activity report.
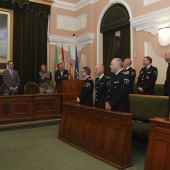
[2,50,170,113]
[77,51,170,113]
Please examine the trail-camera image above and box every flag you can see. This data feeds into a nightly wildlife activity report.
[74,46,79,80]
[68,45,73,80]
[61,44,65,66]
[55,46,59,71]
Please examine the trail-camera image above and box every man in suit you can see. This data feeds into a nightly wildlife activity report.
[55,63,68,85]
[123,58,136,94]
[77,67,94,106]
[94,64,110,108]
[105,58,130,113]
[137,56,158,95]
[164,50,170,96]
[2,60,20,95]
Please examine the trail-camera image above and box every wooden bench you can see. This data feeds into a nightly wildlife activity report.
[130,94,169,140]
[59,102,132,169]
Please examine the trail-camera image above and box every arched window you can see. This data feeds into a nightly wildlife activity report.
[101,3,130,76]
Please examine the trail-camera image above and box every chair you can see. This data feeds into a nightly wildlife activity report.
[24,81,40,95]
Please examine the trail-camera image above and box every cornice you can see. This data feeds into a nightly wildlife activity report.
[52,0,99,11]
[30,0,54,5]
[130,7,170,35]
[48,33,95,52]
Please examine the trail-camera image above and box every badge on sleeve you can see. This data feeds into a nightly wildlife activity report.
[86,83,90,87]
[124,78,129,84]
[153,71,157,75]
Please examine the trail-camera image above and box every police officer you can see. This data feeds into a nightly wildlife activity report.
[105,58,130,113]
[137,56,158,95]
[123,58,136,94]
[94,64,110,108]
[164,50,170,96]
[77,67,94,106]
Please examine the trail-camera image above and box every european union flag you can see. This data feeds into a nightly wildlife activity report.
[74,46,79,80]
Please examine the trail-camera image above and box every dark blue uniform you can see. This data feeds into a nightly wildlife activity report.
[95,75,110,108]
[78,77,94,106]
[164,63,170,96]
[106,70,130,113]
[137,65,158,95]
[124,67,136,94]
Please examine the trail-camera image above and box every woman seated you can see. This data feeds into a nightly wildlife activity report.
[38,64,52,94]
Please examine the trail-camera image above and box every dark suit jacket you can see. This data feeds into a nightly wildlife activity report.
[95,75,110,108]
[55,70,68,84]
[2,69,20,94]
[106,70,130,113]
[78,77,94,106]
[125,67,136,94]
[137,65,158,95]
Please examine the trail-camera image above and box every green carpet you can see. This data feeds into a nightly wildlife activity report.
[0,124,147,170]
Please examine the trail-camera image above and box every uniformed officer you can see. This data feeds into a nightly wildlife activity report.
[164,50,170,96]
[77,67,94,106]
[123,58,136,94]
[137,56,158,95]
[94,64,110,108]
[105,58,131,113]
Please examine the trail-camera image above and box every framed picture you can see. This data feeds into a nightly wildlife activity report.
[0,8,13,74]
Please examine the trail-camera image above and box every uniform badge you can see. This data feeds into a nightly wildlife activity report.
[153,71,157,75]
[123,71,129,74]
[124,78,129,84]
[140,71,143,74]
[146,76,149,79]
[131,71,135,76]
[86,83,90,87]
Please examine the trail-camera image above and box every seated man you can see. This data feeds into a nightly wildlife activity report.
[77,67,94,106]
[55,63,68,85]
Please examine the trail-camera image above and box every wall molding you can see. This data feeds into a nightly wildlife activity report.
[57,13,87,31]
[144,0,160,6]
[130,7,170,35]
[53,0,99,11]
[48,33,95,52]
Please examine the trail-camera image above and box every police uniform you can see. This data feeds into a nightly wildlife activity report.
[137,65,158,95]
[124,67,136,94]
[95,75,110,108]
[78,77,94,106]
[164,63,170,96]
[106,70,130,113]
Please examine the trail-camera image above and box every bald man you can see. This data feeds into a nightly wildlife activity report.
[123,58,136,94]
[105,58,130,113]
[164,50,170,96]
[94,64,110,108]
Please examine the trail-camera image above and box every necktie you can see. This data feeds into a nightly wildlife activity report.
[61,71,63,77]
[10,70,13,77]
[96,78,100,85]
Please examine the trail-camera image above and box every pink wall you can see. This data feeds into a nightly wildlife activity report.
[49,0,170,82]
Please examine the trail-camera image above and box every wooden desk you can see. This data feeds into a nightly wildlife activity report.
[57,80,84,103]
[145,118,170,170]
[0,94,61,124]
[59,102,132,169]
